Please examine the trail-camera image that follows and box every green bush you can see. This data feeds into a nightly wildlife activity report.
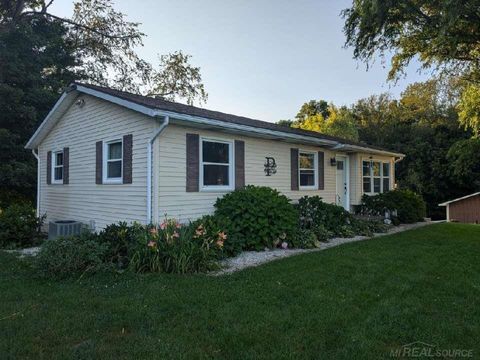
[214,186,298,251]
[129,217,221,274]
[290,228,322,249]
[0,203,45,249]
[297,196,352,238]
[35,232,107,278]
[98,221,144,269]
[360,190,426,223]
[296,196,390,242]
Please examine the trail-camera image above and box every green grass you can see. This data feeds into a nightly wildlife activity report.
[1,223,479,359]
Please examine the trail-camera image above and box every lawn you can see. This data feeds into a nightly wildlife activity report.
[1,223,479,359]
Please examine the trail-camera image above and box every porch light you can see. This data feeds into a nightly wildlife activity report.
[330,158,337,166]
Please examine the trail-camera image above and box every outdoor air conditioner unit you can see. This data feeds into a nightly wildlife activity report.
[48,220,84,240]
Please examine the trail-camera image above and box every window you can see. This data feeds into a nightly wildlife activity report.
[299,151,317,189]
[362,160,391,194]
[200,138,233,190]
[52,150,63,184]
[104,140,123,183]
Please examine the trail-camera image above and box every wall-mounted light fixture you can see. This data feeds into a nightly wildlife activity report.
[330,158,337,166]
[75,98,85,107]
[264,157,277,176]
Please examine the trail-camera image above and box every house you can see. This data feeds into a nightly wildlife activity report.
[439,192,480,224]
[25,83,405,231]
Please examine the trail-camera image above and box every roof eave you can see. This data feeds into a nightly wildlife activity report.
[26,83,405,158]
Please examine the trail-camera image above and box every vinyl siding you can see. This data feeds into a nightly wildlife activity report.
[38,95,155,230]
[156,125,342,223]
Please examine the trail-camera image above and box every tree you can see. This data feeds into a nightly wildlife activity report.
[276,119,294,127]
[457,84,480,137]
[0,0,208,204]
[447,138,480,188]
[0,14,78,203]
[342,0,480,82]
[292,104,359,141]
[295,100,330,122]
[0,0,208,105]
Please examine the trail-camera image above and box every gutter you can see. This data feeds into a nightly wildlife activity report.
[332,144,405,158]
[146,115,169,224]
[31,149,40,217]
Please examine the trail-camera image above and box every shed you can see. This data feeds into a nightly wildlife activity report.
[439,192,480,224]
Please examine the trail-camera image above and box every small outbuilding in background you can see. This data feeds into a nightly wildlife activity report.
[439,192,480,224]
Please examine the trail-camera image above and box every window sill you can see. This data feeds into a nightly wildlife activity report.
[200,186,234,193]
[102,178,123,185]
[299,186,318,191]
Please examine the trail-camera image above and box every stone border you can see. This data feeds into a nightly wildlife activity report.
[212,221,443,276]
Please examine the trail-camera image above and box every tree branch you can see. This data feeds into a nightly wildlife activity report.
[20,11,140,40]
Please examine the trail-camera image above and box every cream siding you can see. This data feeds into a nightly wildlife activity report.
[37,96,397,228]
[156,125,341,223]
[38,95,155,230]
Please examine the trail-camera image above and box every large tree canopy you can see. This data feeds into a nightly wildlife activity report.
[342,0,480,82]
[0,0,208,105]
[0,0,208,204]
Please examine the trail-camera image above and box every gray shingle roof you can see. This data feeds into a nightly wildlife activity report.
[72,82,400,154]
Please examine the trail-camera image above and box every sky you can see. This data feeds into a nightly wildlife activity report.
[50,0,430,122]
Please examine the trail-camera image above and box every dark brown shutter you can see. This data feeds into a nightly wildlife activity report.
[63,147,69,184]
[290,148,299,191]
[318,151,324,190]
[235,140,245,189]
[186,133,199,192]
[123,134,133,184]
[95,141,103,184]
[46,151,52,185]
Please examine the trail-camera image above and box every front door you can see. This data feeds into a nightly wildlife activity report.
[336,156,348,210]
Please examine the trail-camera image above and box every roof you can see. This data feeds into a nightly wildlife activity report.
[25,82,405,158]
[439,192,480,206]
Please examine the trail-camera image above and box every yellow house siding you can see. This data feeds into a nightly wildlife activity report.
[156,124,340,223]
[38,95,155,230]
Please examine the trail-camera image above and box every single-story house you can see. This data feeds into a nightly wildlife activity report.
[439,192,480,224]
[25,83,404,231]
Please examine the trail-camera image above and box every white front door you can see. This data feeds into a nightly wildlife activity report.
[336,156,348,210]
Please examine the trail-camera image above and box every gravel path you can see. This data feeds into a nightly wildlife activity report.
[212,221,441,276]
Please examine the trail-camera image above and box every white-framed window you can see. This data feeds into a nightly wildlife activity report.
[362,160,391,194]
[52,150,64,184]
[200,137,234,191]
[103,139,123,184]
[299,151,317,189]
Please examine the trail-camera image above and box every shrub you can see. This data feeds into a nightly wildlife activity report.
[98,222,144,269]
[360,190,426,223]
[35,232,107,278]
[129,217,221,274]
[297,196,351,238]
[290,229,322,249]
[214,186,298,251]
[296,196,390,242]
[0,203,45,249]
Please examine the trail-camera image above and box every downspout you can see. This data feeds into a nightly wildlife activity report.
[32,149,40,217]
[146,115,169,224]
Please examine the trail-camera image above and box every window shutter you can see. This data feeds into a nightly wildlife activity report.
[46,151,52,185]
[63,147,69,184]
[186,133,199,192]
[318,151,324,190]
[95,141,103,184]
[235,140,245,189]
[290,148,299,191]
[123,134,133,184]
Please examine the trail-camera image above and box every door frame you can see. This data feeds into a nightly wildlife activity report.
[335,155,350,211]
